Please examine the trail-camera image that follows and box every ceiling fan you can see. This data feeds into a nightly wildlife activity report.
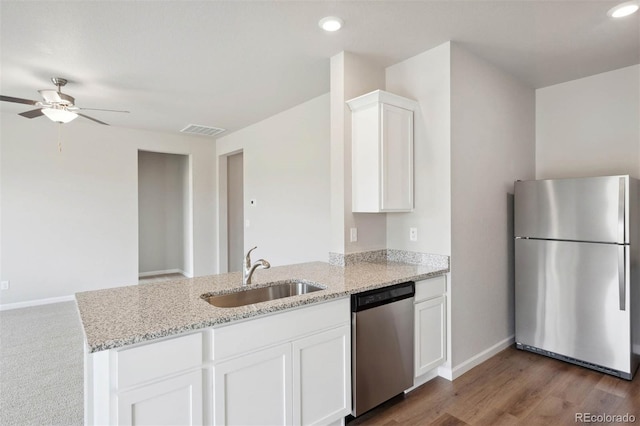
[0,77,129,125]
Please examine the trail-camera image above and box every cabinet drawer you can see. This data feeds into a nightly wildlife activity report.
[211,298,350,361]
[415,275,446,302]
[116,332,202,389]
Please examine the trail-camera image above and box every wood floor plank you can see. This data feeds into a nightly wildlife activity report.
[430,413,470,426]
[472,409,519,426]
[603,377,640,419]
[453,351,567,421]
[444,349,549,423]
[500,358,570,419]
[550,364,602,405]
[595,374,634,398]
[385,380,458,425]
[519,395,576,426]
[350,347,639,426]
[577,388,626,418]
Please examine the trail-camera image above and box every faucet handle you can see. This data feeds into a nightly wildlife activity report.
[256,258,271,269]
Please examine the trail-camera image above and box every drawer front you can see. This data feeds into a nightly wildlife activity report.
[211,298,350,361]
[116,332,202,389]
[415,275,446,302]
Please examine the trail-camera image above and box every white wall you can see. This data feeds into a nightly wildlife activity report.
[385,41,536,374]
[536,64,640,179]
[449,43,535,367]
[330,52,386,254]
[385,42,452,256]
[0,114,216,305]
[216,94,330,266]
[138,151,189,275]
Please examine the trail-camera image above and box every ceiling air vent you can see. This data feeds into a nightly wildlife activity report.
[180,124,226,137]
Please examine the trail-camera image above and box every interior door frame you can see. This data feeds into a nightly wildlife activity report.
[137,149,194,278]
[217,149,243,273]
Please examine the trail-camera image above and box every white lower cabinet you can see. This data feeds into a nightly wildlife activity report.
[293,325,351,426]
[210,300,351,426]
[85,298,351,426]
[414,296,446,376]
[213,343,292,426]
[117,370,203,426]
[414,276,447,378]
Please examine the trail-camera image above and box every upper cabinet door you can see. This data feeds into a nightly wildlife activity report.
[381,103,414,211]
[348,90,417,213]
[514,175,630,244]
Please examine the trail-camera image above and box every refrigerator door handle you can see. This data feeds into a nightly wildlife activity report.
[618,177,625,244]
[618,245,626,311]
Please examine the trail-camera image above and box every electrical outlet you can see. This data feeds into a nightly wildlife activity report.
[409,227,418,242]
[1,281,9,290]
[350,227,358,242]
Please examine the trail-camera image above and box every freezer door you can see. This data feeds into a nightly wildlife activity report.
[514,175,628,243]
[515,239,631,374]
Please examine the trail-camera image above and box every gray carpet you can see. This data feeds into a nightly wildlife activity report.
[0,301,84,425]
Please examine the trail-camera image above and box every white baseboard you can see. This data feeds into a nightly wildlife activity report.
[438,335,515,381]
[0,294,76,311]
[138,269,187,278]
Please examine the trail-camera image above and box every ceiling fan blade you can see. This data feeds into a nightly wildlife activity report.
[78,107,130,113]
[78,113,109,126]
[19,109,44,119]
[1,95,39,105]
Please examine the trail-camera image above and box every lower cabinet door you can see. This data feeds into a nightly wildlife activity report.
[292,325,351,425]
[117,370,203,426]
[213,343,292,426]
[415,296,446,377]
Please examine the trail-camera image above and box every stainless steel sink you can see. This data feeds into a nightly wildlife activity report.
[202,279,325,308]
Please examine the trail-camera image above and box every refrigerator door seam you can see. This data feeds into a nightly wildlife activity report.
[514,236,629,245]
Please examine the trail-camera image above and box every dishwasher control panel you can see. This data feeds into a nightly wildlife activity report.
[351,281,415,312]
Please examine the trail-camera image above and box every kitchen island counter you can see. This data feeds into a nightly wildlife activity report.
[76,258,448,353]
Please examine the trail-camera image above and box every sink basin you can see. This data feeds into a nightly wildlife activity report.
[202,279,325,308]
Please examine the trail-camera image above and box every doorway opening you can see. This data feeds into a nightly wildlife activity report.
[138,150,193,282]
[218,150,244,273]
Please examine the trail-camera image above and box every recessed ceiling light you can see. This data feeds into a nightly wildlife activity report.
[319,16,343,32]
[607,1,639,18]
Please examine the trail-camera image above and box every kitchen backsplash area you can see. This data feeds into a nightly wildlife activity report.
[329,249,449,268]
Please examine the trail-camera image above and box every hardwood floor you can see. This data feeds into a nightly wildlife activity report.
[349,347,640,425]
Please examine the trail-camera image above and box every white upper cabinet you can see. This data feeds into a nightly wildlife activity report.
[348,90,418,213]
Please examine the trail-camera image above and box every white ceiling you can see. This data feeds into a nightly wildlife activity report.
[1,1,638,136]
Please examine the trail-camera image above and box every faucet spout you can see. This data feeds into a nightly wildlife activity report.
[243,247,271,285]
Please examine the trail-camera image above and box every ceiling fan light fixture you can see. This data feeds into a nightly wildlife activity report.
[607,1,639,18]
[319,16,343,32]
[42,106,78,124]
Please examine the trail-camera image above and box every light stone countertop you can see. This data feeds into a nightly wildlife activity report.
[75,260,448,353]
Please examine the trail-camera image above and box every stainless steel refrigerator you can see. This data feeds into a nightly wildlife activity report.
[514,175,640,380]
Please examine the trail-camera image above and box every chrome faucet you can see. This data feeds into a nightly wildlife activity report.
[243,246,271,285]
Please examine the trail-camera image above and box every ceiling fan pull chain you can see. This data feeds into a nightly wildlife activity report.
[58,123,63,152]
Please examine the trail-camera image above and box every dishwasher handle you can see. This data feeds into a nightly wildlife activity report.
[351,281,415,312]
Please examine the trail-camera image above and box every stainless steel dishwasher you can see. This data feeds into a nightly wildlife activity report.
[351,281,415,417]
